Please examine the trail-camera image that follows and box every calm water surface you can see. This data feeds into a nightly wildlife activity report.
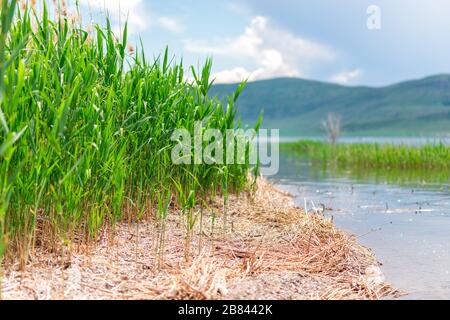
[273,135,450,145]
[271,140,450,299]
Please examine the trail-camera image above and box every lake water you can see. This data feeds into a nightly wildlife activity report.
[269,135,450,145]
[271,141,450,300]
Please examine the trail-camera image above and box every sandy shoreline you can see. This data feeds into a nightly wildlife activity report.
[1,179,399,300]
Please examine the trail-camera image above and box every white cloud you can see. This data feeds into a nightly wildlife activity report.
[81,0,148,34]
[226,2,251,15]
[330,69,363,85]
[80,0,183,34]
[184,16,336,83]
[158,16,184,33]
[211,67,252,84]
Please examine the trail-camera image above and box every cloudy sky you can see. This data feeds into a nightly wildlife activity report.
[77,0,450,86]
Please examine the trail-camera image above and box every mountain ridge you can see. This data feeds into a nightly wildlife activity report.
[209,74,450,136]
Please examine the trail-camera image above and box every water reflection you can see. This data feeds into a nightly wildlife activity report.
[279,153,450,188]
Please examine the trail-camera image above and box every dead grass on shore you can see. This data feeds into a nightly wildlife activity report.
[1,178,400,300]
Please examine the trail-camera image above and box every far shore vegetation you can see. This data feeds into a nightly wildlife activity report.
[282,140,450,171]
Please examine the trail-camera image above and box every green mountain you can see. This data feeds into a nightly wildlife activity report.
[209,75,450,136]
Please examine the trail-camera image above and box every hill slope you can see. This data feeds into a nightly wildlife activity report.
[209,75,450,136]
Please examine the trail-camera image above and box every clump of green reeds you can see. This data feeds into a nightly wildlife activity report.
[0,1,256,265]
[283,140,450,170]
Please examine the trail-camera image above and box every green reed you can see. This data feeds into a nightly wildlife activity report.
[0,1,256,263]
[283,140,450,170]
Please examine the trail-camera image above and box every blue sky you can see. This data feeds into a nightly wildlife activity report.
[76,0,450,86]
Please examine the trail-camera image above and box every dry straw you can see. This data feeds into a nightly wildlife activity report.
[2,179,401,300]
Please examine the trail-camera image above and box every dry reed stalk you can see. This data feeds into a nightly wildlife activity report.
[1,178,401,300]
